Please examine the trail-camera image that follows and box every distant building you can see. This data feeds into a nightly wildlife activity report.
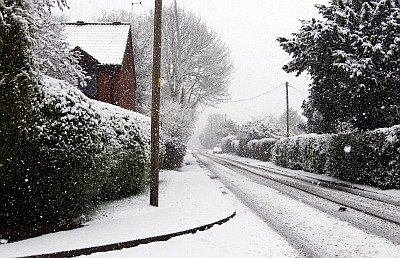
[64,22,136,111]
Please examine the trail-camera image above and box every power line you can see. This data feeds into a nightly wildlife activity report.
[289,84,308,98]
[223,83,285,103]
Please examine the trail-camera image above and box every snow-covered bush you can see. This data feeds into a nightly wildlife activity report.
[1,76,151,228]
[231,140,240,154]
[272,134,333,174]
[272,127,400,189]
[221,135,237,153]
[325,126,400,189]
[0,0,42,229]
[95,99,151,200]
[25,77,106,226]
[160,140,187,170]
[237,119,281,157]
[246,138,278,161]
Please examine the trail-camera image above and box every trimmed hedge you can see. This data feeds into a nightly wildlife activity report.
[221,126,399,189]
[271,126,400,189]
[221,135,237,154]
[325,126,400,189]
[0,76,151,229]
[272,134,332,174]
[96,107,150,201]
[246,138,277,161]
[223,136,277,162]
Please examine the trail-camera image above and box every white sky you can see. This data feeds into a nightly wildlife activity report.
[55,0,328,125]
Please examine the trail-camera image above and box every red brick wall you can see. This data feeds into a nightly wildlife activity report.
[96,28,136,111]
[115,28,136,111]
[97,66,120,105]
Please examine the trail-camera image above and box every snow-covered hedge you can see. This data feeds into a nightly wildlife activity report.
[221,135,237,153]
[272,134,332,174]
[246,138,277,161]
[222,136,277,162]
[1,76,151,228]
[93,99,150,201]
[231,140,240,154]
[161,140,187,170]
[271,127,400,189]
[325,126,400,189]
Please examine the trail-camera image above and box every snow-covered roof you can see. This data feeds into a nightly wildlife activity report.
[64,22,131,65]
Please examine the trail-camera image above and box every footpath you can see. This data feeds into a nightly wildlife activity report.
[0,152,235,258]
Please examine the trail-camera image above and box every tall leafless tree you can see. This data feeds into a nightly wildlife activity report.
[161,5,233,109]
[95,4,233,143]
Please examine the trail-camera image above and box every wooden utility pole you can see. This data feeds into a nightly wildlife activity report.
[286,82,290,137]
[150,0,162,207]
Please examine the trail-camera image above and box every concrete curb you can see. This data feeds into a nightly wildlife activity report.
[23,211,236,258]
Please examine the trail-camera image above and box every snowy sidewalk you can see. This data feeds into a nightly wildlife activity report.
[0,153,235,258]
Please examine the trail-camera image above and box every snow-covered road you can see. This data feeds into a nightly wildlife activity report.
[2,151,399,258]
[195,152,400,257]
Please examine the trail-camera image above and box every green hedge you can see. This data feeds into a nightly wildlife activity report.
[221,126,399,189]
[97,109,150,201]
[271,126,400,189]
[161,140,187,170]
[325,126,400,189]
[246,138,277,161]
[0,76,151,229]
[272,134,332,174]
[222,136,277,162]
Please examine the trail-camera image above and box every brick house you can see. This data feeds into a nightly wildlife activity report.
[64,22,136,111]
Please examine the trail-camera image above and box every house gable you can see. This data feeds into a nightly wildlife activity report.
[64,22,137,111]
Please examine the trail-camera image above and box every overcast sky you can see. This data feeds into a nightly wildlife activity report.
[56,0,328,125]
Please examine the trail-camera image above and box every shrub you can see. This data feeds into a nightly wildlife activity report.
[247,138,278,161]
[96,106,151,200]
[231,140,240,154]
[221,135,236,153]
[271,127,400,189]
[0,76,151,229]
[325,126,400,189]
[272,134,333,174]
[161,140,187,170]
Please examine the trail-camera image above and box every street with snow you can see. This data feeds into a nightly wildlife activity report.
[1,151,399,258]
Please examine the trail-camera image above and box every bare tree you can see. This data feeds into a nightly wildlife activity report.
[94,5,233,143]
[160,99,197,143]
[277,107,305,136]
[94,9,131,22]
[161,5,233,109]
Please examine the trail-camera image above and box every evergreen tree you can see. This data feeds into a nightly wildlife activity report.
[0,0,40,226]
[0,0,69,227]
[278,0,400,133]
